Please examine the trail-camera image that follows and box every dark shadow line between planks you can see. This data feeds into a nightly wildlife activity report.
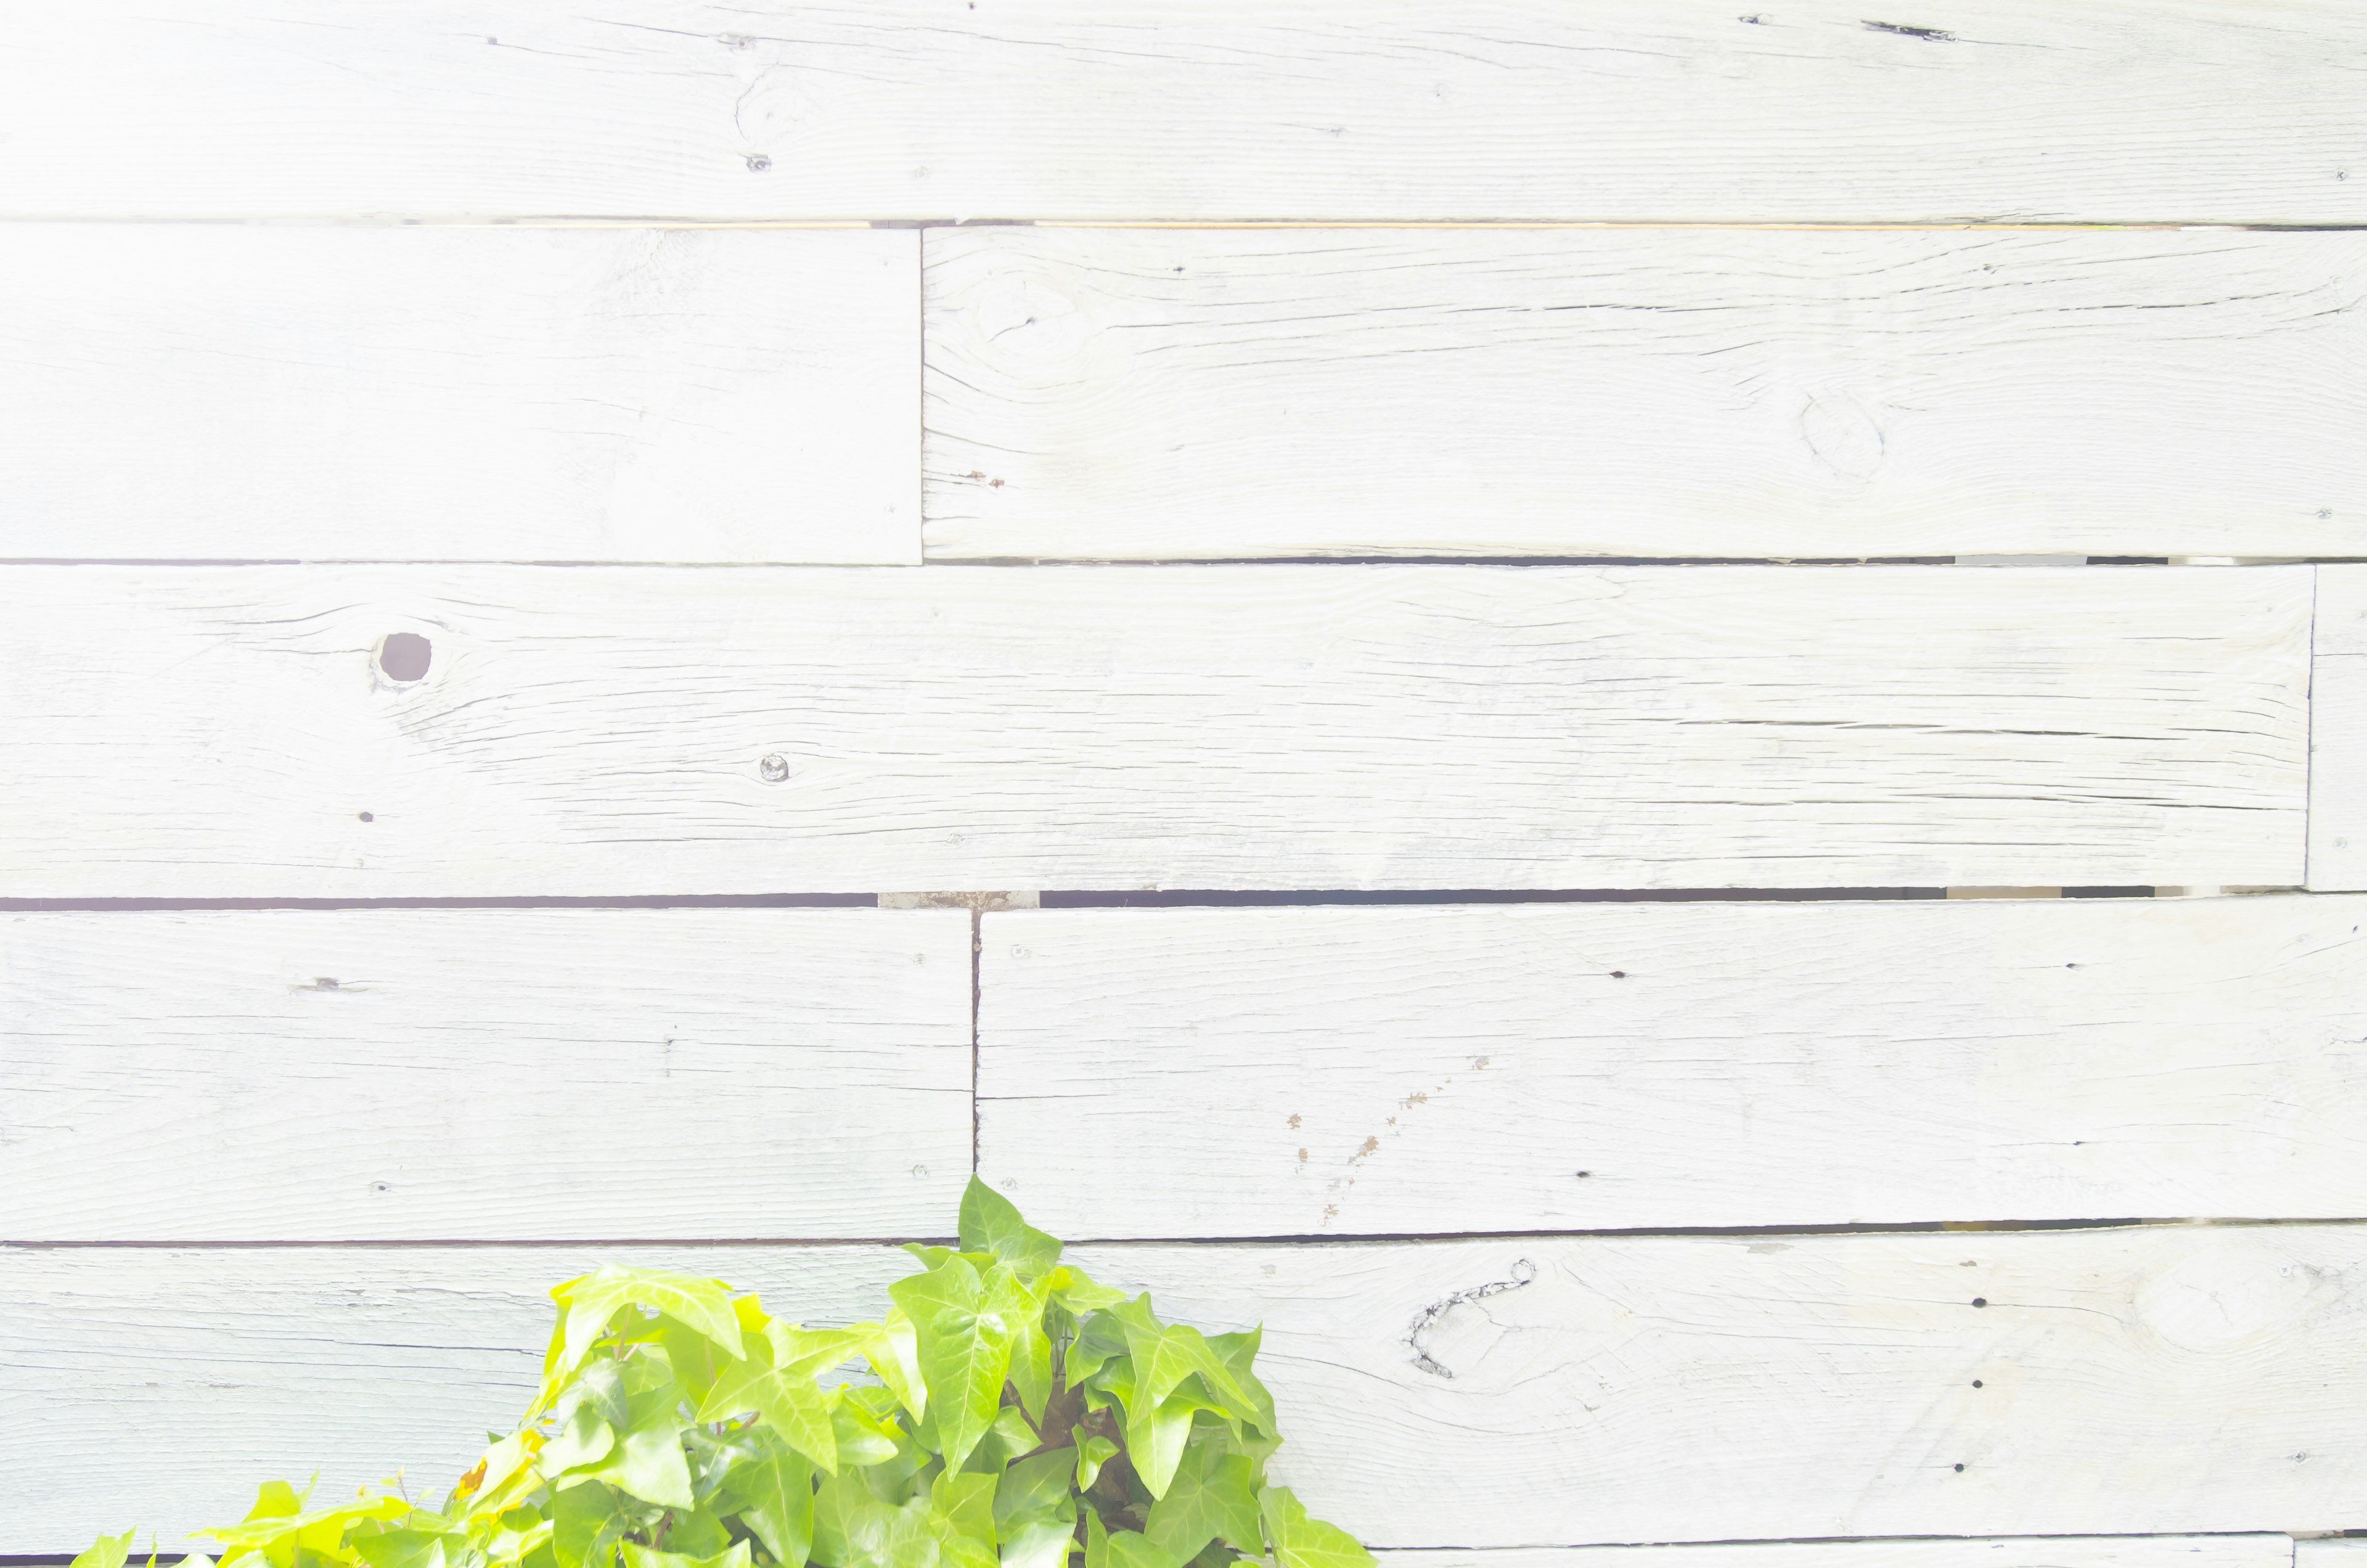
[0,888,2181,912]
[12,1217,2367,1251]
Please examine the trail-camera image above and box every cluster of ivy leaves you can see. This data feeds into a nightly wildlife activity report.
[77,1180,1372,1568]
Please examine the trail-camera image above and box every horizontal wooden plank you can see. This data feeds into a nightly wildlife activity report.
[977,896,2367,1236]
[0,227,918,563]
[0,564,2312,895]
[924,229,2367,561]
[2310,568,2367,891]
[1379,1542,2294,1568]
[0,909,971,1240]
[0,1245,915,1553]
[9,1228,2365,1550]
[4,5,2365,221]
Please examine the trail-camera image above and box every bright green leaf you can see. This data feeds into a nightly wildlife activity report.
[71,1531,136,1568]
[663,1511,732,1560]
[1257,1488,1374,1568]
[541,1404,614,1477]
[1069,1432,1118,1495]
[957,1180,1062,1279]
[1144,1442,1260,1563]
[848,1314,926,1423]
[550,1483,637,1568]
[350,1530,453,1568]
[928,1469,999,1549]
[619,1540,751,1568]
[886,1257,1019,1471]
[722,1448,815,1568]
[546,1266,743,1400]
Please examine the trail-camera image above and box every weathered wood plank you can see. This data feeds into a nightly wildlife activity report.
[4,4,2365,222]
[0,227,919,563]
[0,909,971,1240]
[2309,568,2367,891]
[7,1228,2364,1550]
[924,229,2367,561]
[0,565,2311,895]
[976,896,2367,1236]
[1380,1543,2294,1568]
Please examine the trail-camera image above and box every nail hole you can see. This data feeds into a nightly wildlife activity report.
[1971,1379,1983,1387]
[1953,1463,1965,1472]
[1575,1170,1592,1178]
[358,812,374,822]
[1971,1297,1988,1307]
[1609,970,1627,978]
[378,632,432,682]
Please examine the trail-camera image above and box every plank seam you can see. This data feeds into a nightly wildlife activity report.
[15,1217,2367,1251]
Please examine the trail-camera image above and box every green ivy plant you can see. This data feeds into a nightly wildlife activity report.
[76,1180,1371,1568]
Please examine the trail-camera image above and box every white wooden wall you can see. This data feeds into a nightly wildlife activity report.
[5,4,2367,1562]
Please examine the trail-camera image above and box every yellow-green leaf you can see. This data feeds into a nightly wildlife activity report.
[886,1257,1020,1471]
[71,1530,136,1568]
[957,1179,1063,1279]
[1258,1487,1374,1568]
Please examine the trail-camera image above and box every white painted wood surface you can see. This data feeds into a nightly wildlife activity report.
[0,909,971,1240]
[0,227,919,563]
[2310,568,2367,891]
[924,229,2367,561]
[0,1245,916,1553]
[5,4,2366,223]
[0,565,2310,896]
[10,1228,2365,1550]
[978,897,2367,1236]
[1380,1542,2295,1568]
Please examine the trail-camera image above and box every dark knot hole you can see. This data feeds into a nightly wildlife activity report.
[379,632,433,682]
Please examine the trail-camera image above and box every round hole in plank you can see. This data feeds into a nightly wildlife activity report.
[379,632,432,682]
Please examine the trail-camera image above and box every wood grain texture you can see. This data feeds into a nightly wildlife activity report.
[977,897,2367,1236]
[2309,568,2367,891]
[0,909,971,1240]
[0,564,2311,896]
[4,4,2365,222]
[10,1228,2366,1550]
[0,1245,916,1553]
[924,229,2367,561]
[1380,1543,2295,1568]
[0,226,919,563]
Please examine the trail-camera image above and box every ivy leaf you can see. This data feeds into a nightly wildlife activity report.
[577,1361,631,1434]
[350,1531,455,1568]
[1143,1442,1260,1563]
[1257,1488,1374,1568]
[540,1405,614,1477]
[886,1257,1020,1471]
[991,1453,1074,1539]
[549,1483,637,1568]
[662,1511,732,1560]
[1206,1331,1276,1439]
[997,1519,1076,1568]
[70,1532,136,1568]
[576,1385,693,1510]
[1069,1431,1118,1494]
[1042,1267,1127,1318]
[829,1400,903,1469]
[719,1448,814,1568]
[698,1323,853,1473]
[1107,1300,1257,1432]
[847,1313,926,1422]
[618,1541,750,1568]
[957,1178,1063,1279]
[927,1469,999,1549]
[546,1267,743,1400]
